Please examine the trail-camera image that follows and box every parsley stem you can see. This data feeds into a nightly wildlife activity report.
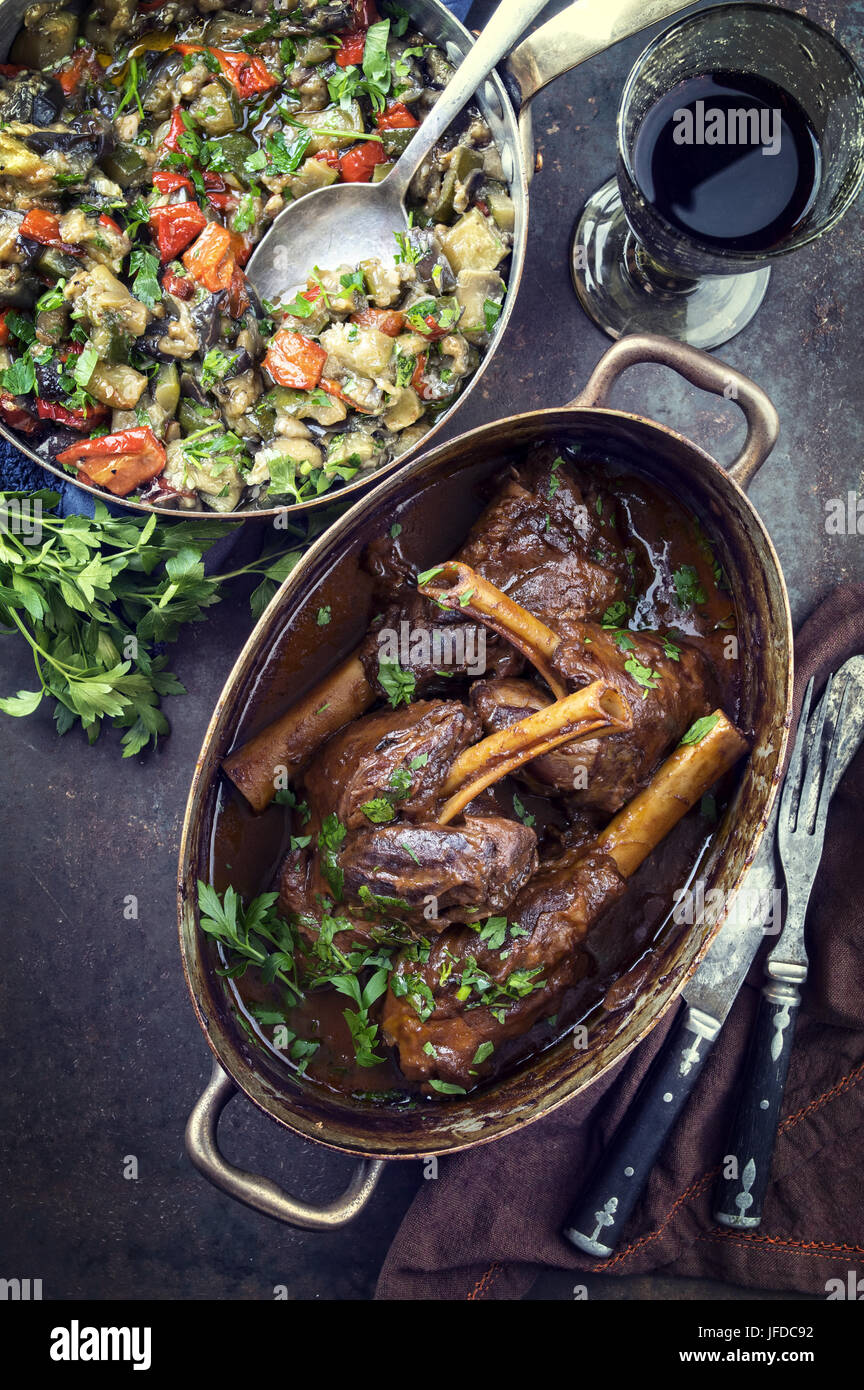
[7,609,90,679]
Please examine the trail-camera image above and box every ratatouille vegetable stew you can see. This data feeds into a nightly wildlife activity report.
[0,0,513,509]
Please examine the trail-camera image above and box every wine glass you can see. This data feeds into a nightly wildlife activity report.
[571,2,864,350]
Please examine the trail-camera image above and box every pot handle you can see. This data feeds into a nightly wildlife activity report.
[570,333,779,489]
[504,0,695,109]
[185,1059,385,1229]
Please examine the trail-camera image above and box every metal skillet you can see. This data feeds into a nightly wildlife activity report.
[0,0,696,518]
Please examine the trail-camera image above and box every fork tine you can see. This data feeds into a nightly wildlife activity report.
[796,673,834,836]
[780,676,815,832]
[811,675,851,841]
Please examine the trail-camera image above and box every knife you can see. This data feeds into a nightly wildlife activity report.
[562,657,864,1258]
[713,659,864,1228]
[562,810,781,1257]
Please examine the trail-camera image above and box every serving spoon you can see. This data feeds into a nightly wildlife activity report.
[245,0,552,303]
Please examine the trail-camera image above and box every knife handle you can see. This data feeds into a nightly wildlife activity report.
[562,1003,720,1258]
[713,977,801,1230]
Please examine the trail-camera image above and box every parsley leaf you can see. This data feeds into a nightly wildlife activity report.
[128,249,162,309]
[377,656,415,708]
[680,713,720,746]
[673,564,707,610]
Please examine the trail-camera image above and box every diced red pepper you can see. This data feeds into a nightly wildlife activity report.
[56,427,166,497]
[475,197,490,217]
[335,32,366,67]
[314,149,341,170]
[226,266,250,318]
[0,64,23,76]
[262,331,327,391]
[18,209,82,256]
[339,142,385,183]
[152,170,195,194]
[320,377,374,413]
[0,311,9,347]
[0,391,36,432]
[162,107,188,153]
[376,102,419,131]
[54,49,89,95]
[36,398,108,430]
[182,221,236,291]
[58,342,84,363]
[19,209,61,246]
[411,352,432,399]
[206,190,237,214]
[350,307,404,337]
[138,0,167,11]
[150,202,207,262]
[99,213,123,235]
[162,268,194,299]
[174,44,277,99]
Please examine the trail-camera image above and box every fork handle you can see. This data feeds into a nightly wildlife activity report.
[713,978,801,1229]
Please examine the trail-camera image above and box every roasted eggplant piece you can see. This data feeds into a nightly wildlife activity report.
[0,73,65,126]
[0,266,40,309]
[25,113,114,164]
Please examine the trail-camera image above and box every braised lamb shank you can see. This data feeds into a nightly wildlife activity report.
[223,447,747,1094]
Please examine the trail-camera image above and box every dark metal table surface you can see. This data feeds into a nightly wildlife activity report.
[1,0,861,1302]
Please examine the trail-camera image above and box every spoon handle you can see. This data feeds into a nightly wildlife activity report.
[385,0,551,197]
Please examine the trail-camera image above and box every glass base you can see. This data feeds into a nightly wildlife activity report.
[571,177,771,350]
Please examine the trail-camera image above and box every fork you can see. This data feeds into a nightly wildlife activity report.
[713,670,855,1229]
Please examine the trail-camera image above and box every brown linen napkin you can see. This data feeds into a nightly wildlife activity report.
[376,584,864,1301]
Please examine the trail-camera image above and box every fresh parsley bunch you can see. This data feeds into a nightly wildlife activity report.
[0,490,315,756]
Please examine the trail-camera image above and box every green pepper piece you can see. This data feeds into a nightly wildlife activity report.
[427,167,457,223]
[205,132,259,184]
[250,397,276,438]
[449,145,483,181]
[178,398,218,435]
[99,145,149,188]
[34,247,81,281]
[153,363,180,416]
[485,183,516,233]
[380,127,415,160]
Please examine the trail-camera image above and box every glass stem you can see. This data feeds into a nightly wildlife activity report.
[623,230,701,297]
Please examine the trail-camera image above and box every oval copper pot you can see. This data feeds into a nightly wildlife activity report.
[178,333,792,1227]
[0,0,694,519]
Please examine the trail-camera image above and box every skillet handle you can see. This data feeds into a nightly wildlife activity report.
[570,333,779,489]
[186,1060,385,1229]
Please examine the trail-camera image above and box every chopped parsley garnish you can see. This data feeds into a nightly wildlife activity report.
[680,713,720,746]
[128,249,161,309]
[673,564,707,610]
[317,812,347,901]
[625,657,662,694]
[0,355,36,396]
[377,657,415,707]
[601,600,630,628]
[512,792,535,828]
[483,298,501,333]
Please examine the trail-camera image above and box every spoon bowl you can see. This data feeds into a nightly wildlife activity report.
[246,176,411,305]
[246,0,551,301]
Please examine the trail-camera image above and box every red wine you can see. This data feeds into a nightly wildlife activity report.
[632,72,821,252]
